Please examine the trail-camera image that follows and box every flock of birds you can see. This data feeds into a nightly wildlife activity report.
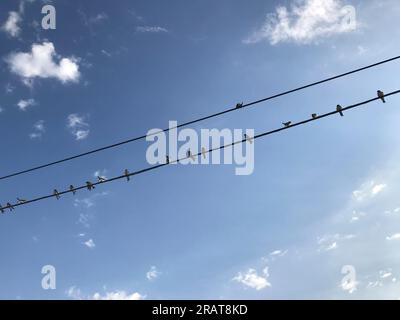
[0,90,387,214]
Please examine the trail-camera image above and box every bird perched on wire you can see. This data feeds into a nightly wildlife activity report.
[124,169,130,182]
[0,205,4,214]
[201,147,207,160]
[69,185,76,195]
[336,105,344,117]
[377,90,386,103]
[187,149,195,161]
[283,121,292,127]
[166,156,170,164]
[236,102,243,109]
[244,134,253,144]
[86,181,95,191]
[312,113,318,119]
[97,176,107,183]
[7,203,14,211]
[53,189,60,200]
[17,198,27,204]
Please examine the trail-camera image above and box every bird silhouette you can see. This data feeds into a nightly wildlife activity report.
[283,121,291,127]
[377,90,386,103]
[312,113,318,119]
[236,102,243,109]
[97,176,106,183]
[0,205,4,214]
[69,185,76,195]
[86,181,95,191]
[7,203,14,211]
[166,156,170,164]
[244,134,253,144]
[201,147,207,159]
[53,189,60,200]
[336,105,344,116]
[124,169,130,182]
[187,149,195,161]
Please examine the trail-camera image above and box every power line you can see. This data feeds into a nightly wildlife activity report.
[1,89,398,213]
[1,56,400,182]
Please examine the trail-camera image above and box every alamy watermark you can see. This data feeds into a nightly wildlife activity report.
[146,121,255,176]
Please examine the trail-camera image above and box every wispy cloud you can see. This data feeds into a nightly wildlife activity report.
[66,286,144,300]
[136,26,168,33]
[146,266,161,281]
[83,239,96,249]
[233,267,271,290]
[244,0,357,45]
[17,98,36,111]
[1,11,22,37]
[29,120,45,139]
[67,113,89,140]
[386,233,400,241]
[352,181,387,202]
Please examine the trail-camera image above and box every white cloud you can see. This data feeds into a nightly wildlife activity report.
[146,266,161,281]
[67,114,89,140]
[92,291,144,300]
[75,130,90,140]
[233,267,271,290]
[270,249,288,257]
[386,233,400,241]
[136,26,168,33]
[34,120,45,132]
[244,0,357,45]
[6,42,80,85]
[84,239,96,249]
[317,233,355,252]
[67,287,144,300]
[30,120,45,139]
[17,98,36,111]
[66,286,82,300]
[352,181,387,202]
[2,11,22,37]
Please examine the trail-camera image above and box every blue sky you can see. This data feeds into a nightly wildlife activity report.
[1,0,400,299]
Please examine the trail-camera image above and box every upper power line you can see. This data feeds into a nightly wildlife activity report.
[1,89,398,213]
[1,55,400,182]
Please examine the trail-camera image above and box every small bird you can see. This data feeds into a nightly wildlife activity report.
[7,203,14,211]
[377,90,386,103]
[53,189,60,200]
[283,121,292,127]
[187,149,195,161]
[86,181,95,191]
[201,147,207,160]
[0,205,4,214]
[97,176,107,183]
[166,156,170,164]
[244,134,253,144]
[236,102,243,109]
[336,105,344,117]
[311,113,318,119]
[124,169,130,182]
[17,198,27,204]
[69,185,76,195]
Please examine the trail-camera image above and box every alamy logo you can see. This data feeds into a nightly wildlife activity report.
[41,5,56,30]
[146,121,255,175]
[41,265,56,290]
